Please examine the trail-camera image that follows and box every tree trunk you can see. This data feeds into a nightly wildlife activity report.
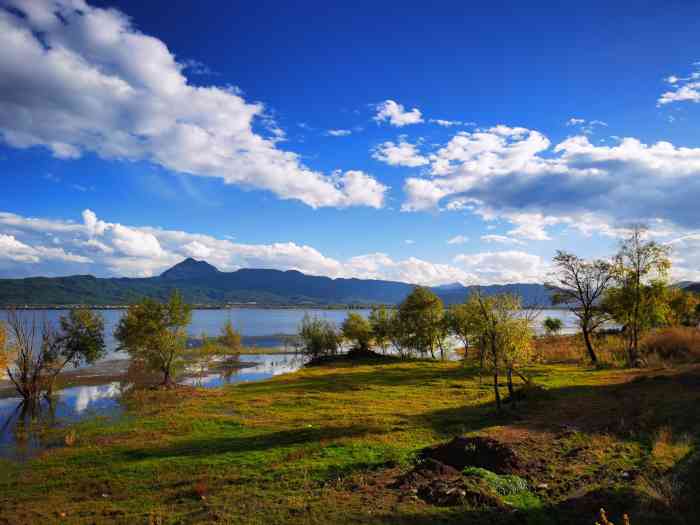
[493,370,501,411]
[507,368,516,409]
[581,325,598,365]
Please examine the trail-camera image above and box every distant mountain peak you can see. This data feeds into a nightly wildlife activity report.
[433,282,465,291]
[160,258,220,280]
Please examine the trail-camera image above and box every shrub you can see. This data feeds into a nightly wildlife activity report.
[298,314,340,358]
[641,327,700,363]
[543,316,564,336]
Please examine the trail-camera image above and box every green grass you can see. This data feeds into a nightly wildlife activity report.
[1,359,699,524]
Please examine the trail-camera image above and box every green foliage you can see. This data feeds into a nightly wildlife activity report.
[341,312,372,352]
[396,286,446,358]
[54,309,106,368]
[114,290,192,385]
[445,300,482,358]
[297,314,340,358]
[543,316,563,336]
[219,319,242,355]
[666,288,700,327]
[607,225,672,366]
[368,306,392,354]
[463,467,542,510]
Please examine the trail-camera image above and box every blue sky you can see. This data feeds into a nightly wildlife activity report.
[1,0,700,284]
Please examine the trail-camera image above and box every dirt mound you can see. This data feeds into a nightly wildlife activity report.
[420,436,522,474]
[392,458,504,507]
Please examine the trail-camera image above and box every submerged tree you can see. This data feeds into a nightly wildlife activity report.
[114,291,192,386]
[0,320,6,370]
[548,251,613,365]
[341,312,372,352]
[4,309,105,403]
[607,225,671,366]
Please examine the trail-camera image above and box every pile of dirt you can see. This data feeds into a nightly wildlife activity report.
[420,436,522,474]
[391,458,503,507]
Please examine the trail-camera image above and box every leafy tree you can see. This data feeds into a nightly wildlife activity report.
[219,319,242,357]
[298,314,340,358]
[608,225,671,366]
[341,312,372,352]
[368,306,392,354]
[666,288,700,327]
[397,286,446,359]
[45,309,106,395]
[114,291,192,386]
[445,299,482,360]
[548,251,613,364]
[542,316,563,337]
[472,292,533,411]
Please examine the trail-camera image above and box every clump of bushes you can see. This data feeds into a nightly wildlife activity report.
[641,327,700,363]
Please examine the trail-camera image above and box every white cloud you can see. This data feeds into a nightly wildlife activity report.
[565,118,608,135]
[326,129,352,136]
[373,100,423,127]
[430,119,464,127]
[658,66,700,105]
[404,239,415,245]
[454,251,549,284]
[401,126,700,242]
[447,235,469,245]
[372,139,429,167]
[0,0,387,209]
[0,209,509,285]
[480,234,525,245]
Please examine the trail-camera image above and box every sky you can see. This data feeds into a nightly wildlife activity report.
[2,0,700,285]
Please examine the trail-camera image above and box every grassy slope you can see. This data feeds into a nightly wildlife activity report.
[1,359,699,524]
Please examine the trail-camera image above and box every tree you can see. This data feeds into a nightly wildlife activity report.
[666,288,700,327]
[368,306,392,354]
[219,319,242,357]
[548,251,613,365]
[445,299,481,360]
[472,292,533,411]
[297,314,340,359]
[542,316,563,337]
[4,309,105,403]
[45,309,106,395]
[609,225,671,366]
[341,312,372,352]
[397,287,446,359]
[114,291,192,386]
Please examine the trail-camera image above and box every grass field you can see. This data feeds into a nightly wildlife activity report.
[1,356,699,524]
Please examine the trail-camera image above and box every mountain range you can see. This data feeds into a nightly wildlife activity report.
[0,257,556,307]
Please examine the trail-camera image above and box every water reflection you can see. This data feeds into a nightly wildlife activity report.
[0,382,123,460]
[181,354,305,388]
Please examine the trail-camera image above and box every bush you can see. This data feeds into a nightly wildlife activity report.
[641,327,700,363]
[298,314,340,358]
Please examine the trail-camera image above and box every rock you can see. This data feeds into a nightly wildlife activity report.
[420,436,522,474]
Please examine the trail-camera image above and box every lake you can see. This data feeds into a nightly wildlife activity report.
[0,307,578,357]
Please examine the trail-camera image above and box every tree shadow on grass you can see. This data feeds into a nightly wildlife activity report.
[119,423,382,462]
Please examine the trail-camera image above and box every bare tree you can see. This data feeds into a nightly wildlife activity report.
[547,251,613,365]
[5,310,51,404]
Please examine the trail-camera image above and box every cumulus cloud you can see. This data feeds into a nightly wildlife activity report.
[372,139,429,167]
[401,125,700,242]
[454,251,549,283]
[429,119,468,127]
[0,0,387,209]
[0,209,539,285]
[658,66,700,105]
[373,100,423,127]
